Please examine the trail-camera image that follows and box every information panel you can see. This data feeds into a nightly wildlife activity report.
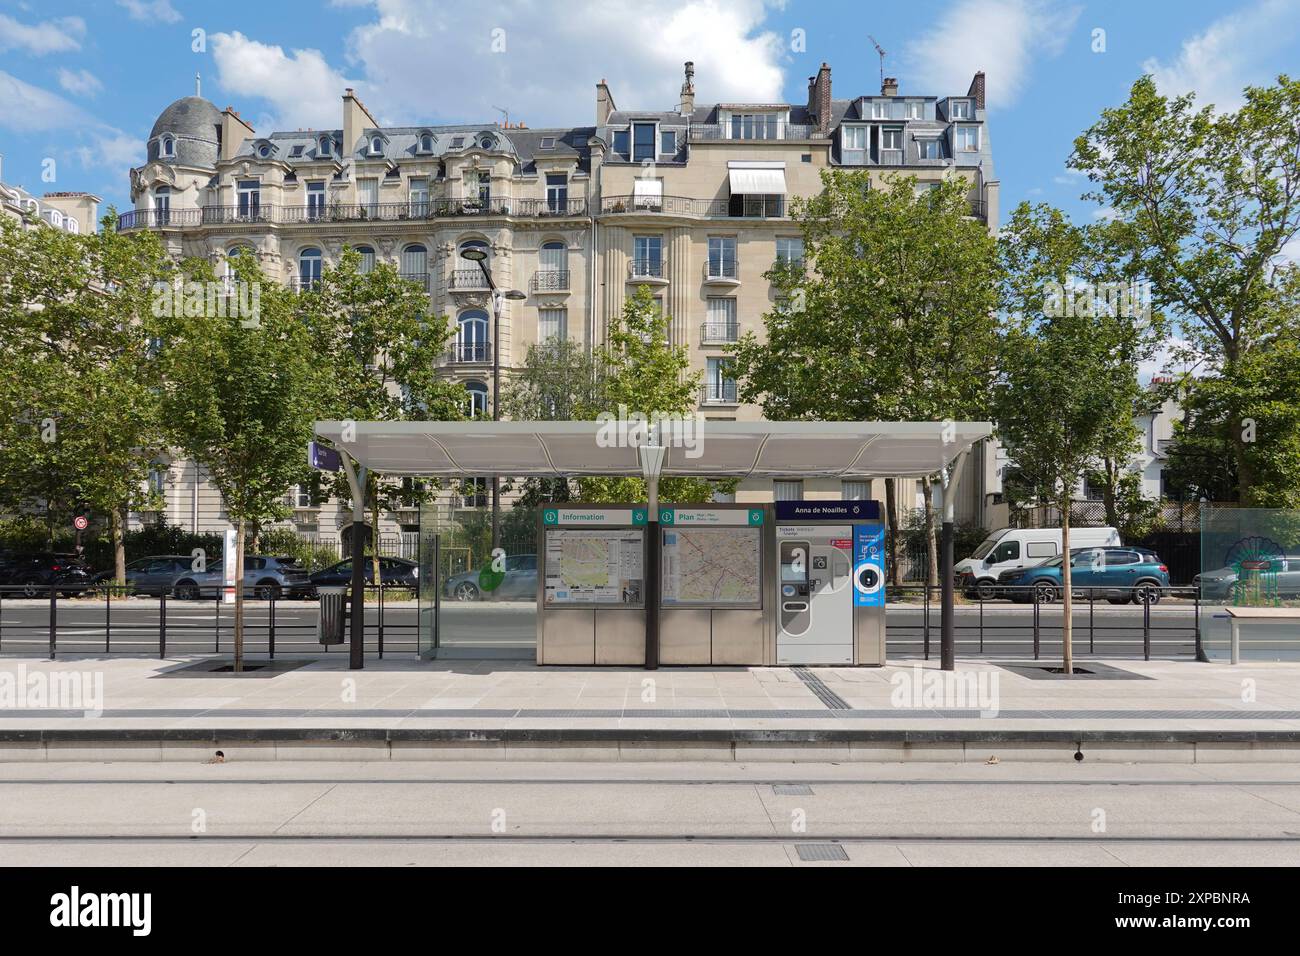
[662,526,762,607]
[543,528,644,605]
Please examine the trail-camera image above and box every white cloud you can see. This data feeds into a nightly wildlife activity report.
[0,70,91,131]
[0,13,85,55]
[1092,207,1119,221]
[1142,0,1300,113]
[75,134,144,172]
[57,67,103,98]
[903,0,1081,108]
[116,0,184,25]
[211,1,785,132]
[211,31,353,130]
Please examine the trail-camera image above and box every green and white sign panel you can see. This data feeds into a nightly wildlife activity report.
[543,507,648,526]
[659,507,764,526]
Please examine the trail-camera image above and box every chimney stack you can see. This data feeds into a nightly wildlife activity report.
[967,71,985,109]
[679,61,695,115]
[881,76,898,97]
[596,78,616,126]
[811,62,832,136]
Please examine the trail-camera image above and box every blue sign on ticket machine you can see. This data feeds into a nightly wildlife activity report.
[773,500,886,666]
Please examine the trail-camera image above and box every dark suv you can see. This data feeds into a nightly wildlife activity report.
[0,551,95,597]
[998,547,1171,604]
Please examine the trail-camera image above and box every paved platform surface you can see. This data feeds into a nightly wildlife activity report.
[1,655,1298,734]
[2,761,1299,865]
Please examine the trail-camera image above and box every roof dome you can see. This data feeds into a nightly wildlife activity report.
[147,96,223,167]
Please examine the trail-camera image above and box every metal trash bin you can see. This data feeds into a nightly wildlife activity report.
[317,586,348,645]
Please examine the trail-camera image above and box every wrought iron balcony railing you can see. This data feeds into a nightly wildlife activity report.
[531,270,570,292]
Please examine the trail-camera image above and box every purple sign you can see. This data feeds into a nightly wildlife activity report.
[308,441,341,472]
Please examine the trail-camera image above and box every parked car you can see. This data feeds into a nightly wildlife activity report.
[309,557,418,590]
[93,554,195,595]
[1194,557,1300,601]
[170,555,314,600]
[444,554,537,601]
[956,527,1121,600]
[998,547,1170,604]
[0,551,94,597]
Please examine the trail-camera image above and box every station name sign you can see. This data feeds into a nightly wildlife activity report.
[774,500,881,521]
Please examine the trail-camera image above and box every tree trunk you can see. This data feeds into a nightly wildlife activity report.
[1060,498,1073,677]
[234,517,245,674]
[884,479,901,587]
[922,475,938,589]
[112,502,127,585]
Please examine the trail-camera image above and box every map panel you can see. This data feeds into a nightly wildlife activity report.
[543,529,644,605]
[662,527,762,606]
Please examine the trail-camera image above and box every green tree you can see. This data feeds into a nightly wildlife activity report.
[1071,74,1300,504]
[730,171,1001,584]
[157,252,326,671]
[578,285,723,503]
[995,203,1156,675]
[302,248,463,584]
[0,210,174,582]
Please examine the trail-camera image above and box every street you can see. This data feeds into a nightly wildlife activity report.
[1,761,1298,866]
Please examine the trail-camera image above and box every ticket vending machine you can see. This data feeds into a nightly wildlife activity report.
[774,501,886,666]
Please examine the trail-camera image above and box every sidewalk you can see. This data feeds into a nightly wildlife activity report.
[1,655,1298,762]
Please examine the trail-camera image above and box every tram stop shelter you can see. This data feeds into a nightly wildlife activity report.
[312,420,992,670]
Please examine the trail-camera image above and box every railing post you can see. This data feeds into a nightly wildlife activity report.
[268,593,276,660]
[159,591,167,659]
[1194,588,1202,660]
[978,593,984,655]
[1032,587,1040,661]
[1143,596,1151,661]
[214,591,220,654]
[922,585,930,660]
[378,584,385,660]
[1089,587,1095,655]
[48,584,57,660]
[105,581,111,652]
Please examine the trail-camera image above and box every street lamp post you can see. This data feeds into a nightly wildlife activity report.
[458,247,525,549]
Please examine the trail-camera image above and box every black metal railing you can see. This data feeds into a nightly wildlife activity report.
[0,583,417,660]
[446,342,492,363]
[628,259,665,280]
[531,270,570,292]
[701,381,738,404]
[450,269,490,290]
[885,584,1203,661]
[689,122,819,141]
[701,321,739,344]
[398,271,430,291]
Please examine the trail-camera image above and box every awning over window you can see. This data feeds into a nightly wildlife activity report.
[632,179,663,205]
[727,161,787,195]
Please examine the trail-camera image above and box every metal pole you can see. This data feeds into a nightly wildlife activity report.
[485,263,502,553]
[48,584,56,660]
[644,472,660,670]
[940,519,954,671]
[159,591,167,659]
[1143,597,1151,661]
[378,583,385,659]
[268,594,276,660]
[340,451,368,671]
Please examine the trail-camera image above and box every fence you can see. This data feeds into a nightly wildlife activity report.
[0,584,417,659]
[884,584,1202,660]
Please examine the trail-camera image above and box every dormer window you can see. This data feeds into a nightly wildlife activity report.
[257,143,272,159]
[871,100,888,119]
[66,216,78,233]
[160,136,175,158]
[319,136,331,157]
[450,135,465,149]
[478,134,495,150]
[907,101,923,119]
[419,133,434,152]
[539,136,556,150]
[369,136,383,156]
[950,99,972,120]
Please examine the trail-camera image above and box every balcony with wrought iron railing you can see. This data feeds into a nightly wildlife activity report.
[450,269,490,291]
[289,275,322,293]
[601,194,786,219]
[627,259,667,283]
[689,123,820,141]
[701,380,739,405]
[115,196,588,231]
[703,258,739,284]
[700,321,740,345]
[444,342,493,364]
[531,270,570,292]
[398,272,430,291]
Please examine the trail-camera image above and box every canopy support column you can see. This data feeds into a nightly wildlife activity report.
[936,450,969,672]
[341,450,368,671]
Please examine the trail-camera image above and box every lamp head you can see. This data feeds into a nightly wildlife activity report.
[459,248,488,262]
[504,289,527,301]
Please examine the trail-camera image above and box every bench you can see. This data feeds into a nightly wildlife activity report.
[1224,607,1300,664]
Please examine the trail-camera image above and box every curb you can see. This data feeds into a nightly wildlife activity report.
[1,728,1299,763]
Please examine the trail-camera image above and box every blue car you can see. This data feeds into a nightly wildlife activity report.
[998,547,1170,605]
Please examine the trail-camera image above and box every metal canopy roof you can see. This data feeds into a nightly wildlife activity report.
[312,420,992,478]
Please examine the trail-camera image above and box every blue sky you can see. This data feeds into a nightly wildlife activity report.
[1,0,1297,227]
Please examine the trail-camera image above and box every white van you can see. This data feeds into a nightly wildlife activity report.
[955,527,1121,599]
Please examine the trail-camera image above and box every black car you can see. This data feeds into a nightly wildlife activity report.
[309,557,418,590]
[0,551,95,597]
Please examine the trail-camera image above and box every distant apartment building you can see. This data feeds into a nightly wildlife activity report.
[119,62,1000,543]
[0,174,99,236]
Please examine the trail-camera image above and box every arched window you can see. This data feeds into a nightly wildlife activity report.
[540,240,567,272]
[319,136,331,157]
[420,133,433,153]
[464,381,489,417]
[370,135,383,155]
[298,247,322,291]
[161,136,174,158]
[354,245,376,274]
[400,243,427,284]
[456,309,490,362]
[66,216,78,234]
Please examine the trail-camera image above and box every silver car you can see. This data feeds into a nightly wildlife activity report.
[170,555,314,601]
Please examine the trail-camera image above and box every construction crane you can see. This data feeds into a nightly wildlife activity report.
[868,35,887,89]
